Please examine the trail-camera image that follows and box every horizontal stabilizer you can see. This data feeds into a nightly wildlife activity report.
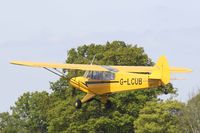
[170,78,186,80]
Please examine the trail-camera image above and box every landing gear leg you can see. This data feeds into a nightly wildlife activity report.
[74,92,96,109]
[101,95,112,109]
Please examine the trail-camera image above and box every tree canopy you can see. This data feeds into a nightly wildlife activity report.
[0,41,193,133]
[134,100,184,133]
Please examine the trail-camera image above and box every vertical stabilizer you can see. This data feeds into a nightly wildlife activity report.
[149,56,170,85]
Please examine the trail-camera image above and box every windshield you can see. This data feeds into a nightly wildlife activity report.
[86,71,115,80]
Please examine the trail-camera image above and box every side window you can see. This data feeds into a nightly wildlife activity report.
[110,73,115,80]
[103,72,115,80]
[93,71,99,80]
[86,71,92,79]
[86,71,115,80]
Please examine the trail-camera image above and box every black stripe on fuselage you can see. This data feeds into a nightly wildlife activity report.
[86,81,119,85]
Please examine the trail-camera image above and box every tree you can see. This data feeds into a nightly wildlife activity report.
[179,91,200,133]
[11,91,50,133]
[0,112,26,133]
[134,100,184,133]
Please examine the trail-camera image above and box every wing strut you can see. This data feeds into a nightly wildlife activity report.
[43,67,67,78]
[83,55,96,77]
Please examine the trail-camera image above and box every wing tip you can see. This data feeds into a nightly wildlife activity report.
[170,67,193,73]
[10,61,30,67]
[10,61,19,65]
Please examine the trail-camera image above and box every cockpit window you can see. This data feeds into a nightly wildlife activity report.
[86,71,115,80]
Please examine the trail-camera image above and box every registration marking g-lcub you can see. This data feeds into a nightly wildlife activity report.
[119,78,142,85]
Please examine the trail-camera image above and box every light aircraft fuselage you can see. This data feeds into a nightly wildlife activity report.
[70,72,161,95]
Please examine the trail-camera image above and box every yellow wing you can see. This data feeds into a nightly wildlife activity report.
[10,61,109,71]
[10,61,192,73]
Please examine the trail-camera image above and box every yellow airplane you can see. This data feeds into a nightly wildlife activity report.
[10,56,192,109]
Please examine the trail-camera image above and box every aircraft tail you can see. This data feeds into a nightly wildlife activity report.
[149,56,170,85]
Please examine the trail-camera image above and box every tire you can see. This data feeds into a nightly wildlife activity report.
[164,89,168,95]
[105,100,112,109]
[75,99,82,109]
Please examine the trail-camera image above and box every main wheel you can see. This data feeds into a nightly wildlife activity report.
[105,100,112,109]
[75,99,82,109]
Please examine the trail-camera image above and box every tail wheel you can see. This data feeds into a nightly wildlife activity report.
[75,99,82,109]
[105,100,112,109]
[164,88,168,95]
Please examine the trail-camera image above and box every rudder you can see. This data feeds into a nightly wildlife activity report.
[149,56,170,85]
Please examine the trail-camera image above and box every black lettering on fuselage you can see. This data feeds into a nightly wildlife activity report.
[127,78,131,85]
[120,78,124,85]
[120,78,142,85]
[138,78,142,85]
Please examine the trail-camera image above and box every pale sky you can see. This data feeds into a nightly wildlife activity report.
[0,0,200,112]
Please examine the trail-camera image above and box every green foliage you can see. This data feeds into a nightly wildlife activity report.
[66,41,152,66]
[179,92,200,132]
[134,100,184,133]
[0,41,179,132]
[10,91,50,133]
[0,112,25,133]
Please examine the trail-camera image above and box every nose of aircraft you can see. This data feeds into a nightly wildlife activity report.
[69,77,82,89]
[70,77,77,84]
[70,77,87,88]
